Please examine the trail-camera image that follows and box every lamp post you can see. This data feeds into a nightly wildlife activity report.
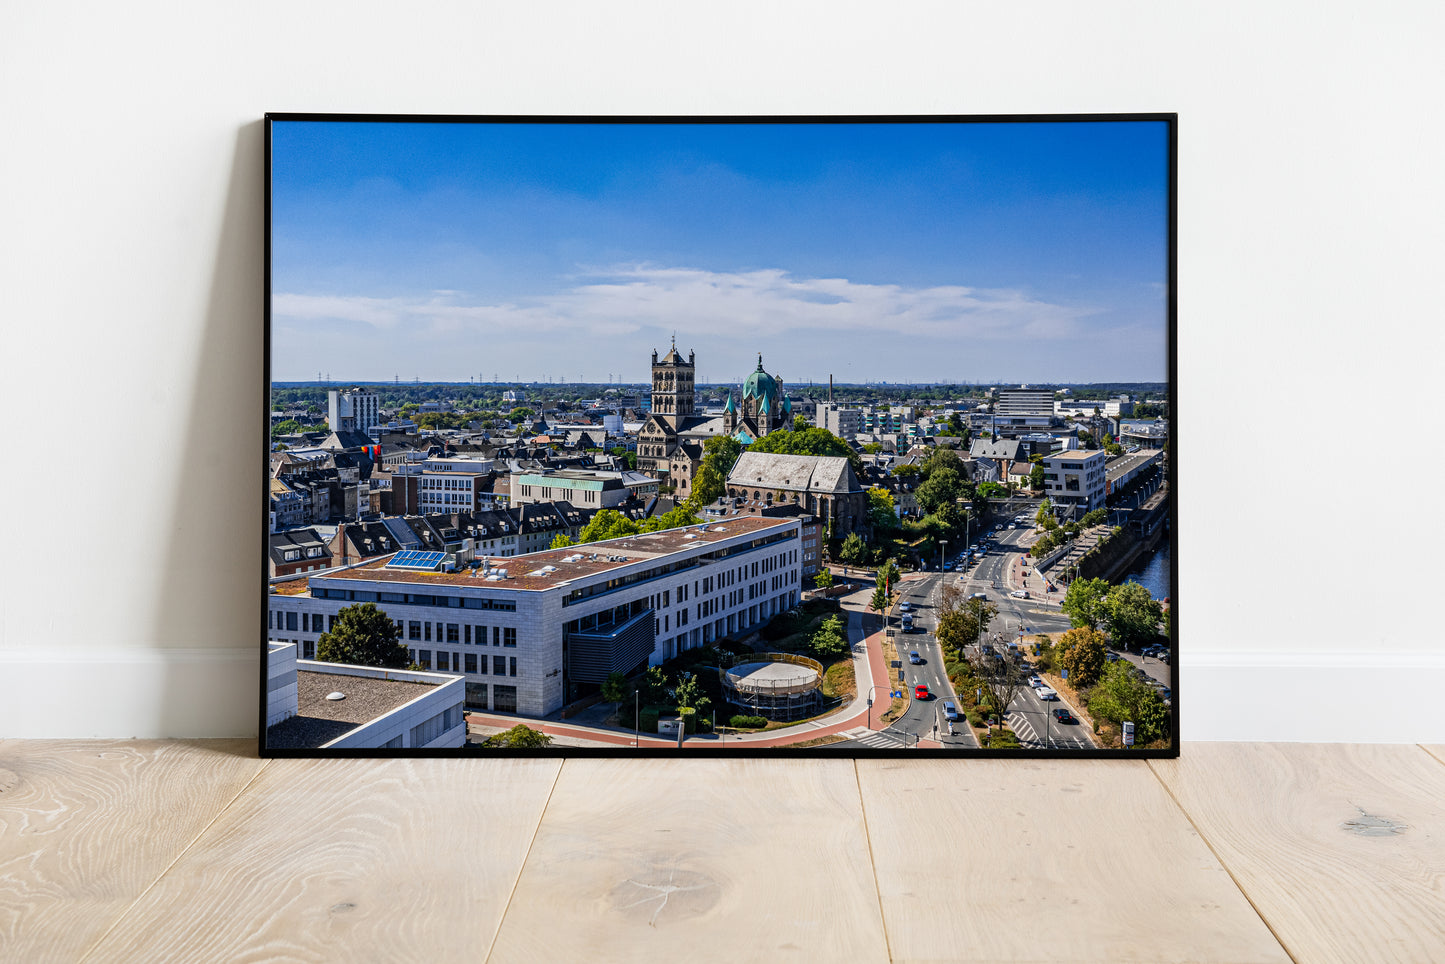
[939,539,947,576]
[634,690,639,748]
[866,684,889,729]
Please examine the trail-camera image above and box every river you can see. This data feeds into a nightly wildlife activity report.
[1122,541,1171,602]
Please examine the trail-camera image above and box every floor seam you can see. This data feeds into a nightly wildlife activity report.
[482,758,565,964]
[853,759,896,964]
[1417,743,1445,768]
[1145,758,1300,964]
[76,754,274,964]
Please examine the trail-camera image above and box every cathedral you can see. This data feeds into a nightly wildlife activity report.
[636,342,789,499]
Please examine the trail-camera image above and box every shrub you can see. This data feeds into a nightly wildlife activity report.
[679,706,697,734]
[965,709,986,728]
[639,708,661,733]
[729,714,768,729]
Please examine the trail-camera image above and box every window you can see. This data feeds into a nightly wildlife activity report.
[465,653,477,674]
[285,612,297,632]
[419,650,432,669]
[464,624,471,644]
[503,628,516,648]
[447,623,459,643]
[424,622,432,642]
[494,626,501,647]
[302,640,315,659]
[409,621,422,640]
[437,651,450,671]
[493,655,506,675]
[492,685,517,713]
[509,657,517,677]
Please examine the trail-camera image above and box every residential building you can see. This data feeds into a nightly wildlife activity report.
[327,389,380,435]
[266,515,803,716]
[269,528,331,577]
[510,469,658,508]
[817,403,862,439]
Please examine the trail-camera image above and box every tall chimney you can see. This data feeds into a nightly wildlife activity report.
[829,375,834,402]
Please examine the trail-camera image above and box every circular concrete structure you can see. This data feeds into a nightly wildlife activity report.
[727,660,821,695]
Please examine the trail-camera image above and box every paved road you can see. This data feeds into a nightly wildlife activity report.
[887,571,977,748]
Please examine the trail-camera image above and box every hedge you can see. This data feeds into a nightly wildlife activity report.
[729,714,768,729]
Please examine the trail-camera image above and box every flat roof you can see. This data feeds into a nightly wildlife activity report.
[265,669,441,749]
[284,515,796,594]
[1046,450,1105,462]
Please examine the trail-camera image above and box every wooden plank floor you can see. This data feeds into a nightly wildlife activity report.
[857,757,1289,964]
[489,758,890,964]
[1,742,1442,963]
[1151,743,1445,964]
[0,740,263,963]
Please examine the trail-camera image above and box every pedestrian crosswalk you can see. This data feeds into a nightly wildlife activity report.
[835,728,913,750]
[1007,711,1093,749]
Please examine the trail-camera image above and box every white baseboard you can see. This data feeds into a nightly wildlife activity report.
[1180,651,1445,743]
[0,648,259,739]
[2,648,1442,743]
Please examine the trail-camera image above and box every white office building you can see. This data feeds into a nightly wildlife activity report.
[267,515,803,717]
[328,388,380,435]
[1040,449,1108,517]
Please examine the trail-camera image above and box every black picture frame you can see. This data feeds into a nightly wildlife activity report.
[261,113,1177,758]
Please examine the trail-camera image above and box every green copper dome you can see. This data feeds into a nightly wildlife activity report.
[742,353,779,401]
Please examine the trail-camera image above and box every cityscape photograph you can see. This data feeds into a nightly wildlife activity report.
[263,116,1174,754]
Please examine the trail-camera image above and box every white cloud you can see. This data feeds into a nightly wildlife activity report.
[273,264,1097,345]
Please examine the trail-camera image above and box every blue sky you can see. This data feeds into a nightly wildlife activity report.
[271,118,1170,386]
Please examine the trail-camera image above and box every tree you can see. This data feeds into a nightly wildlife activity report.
[877,558,901,595]
[482,724,553,748]
[549,533,574,550]
[1055,626,1107,688]
[1086,660,1170,744]
[639,502,701,534]
[1061,577,1111,630]
[960,595,997,650]
[639,665,670,705]
[1081,507,1108,527]
[691,461,726,506]
[892,464,921,482]
[507,406,535,423]
[915,466,964,515]
[1029,461,1046,491]
[1035,498,1054,528]
[814,569,834,591]
[700,434,743,480]
[316,603,409,668]
[674,672,711,718]
[1104,582,1163,652]
[577,509,641,544]
[748,424,864,476]
[808,614,849,661]
[867,487,897,531]
[600,672,628,704]
[792,414,810,432]
[839,532,868,567]
[870,586,889,615]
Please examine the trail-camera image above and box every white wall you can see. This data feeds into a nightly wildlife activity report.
[2,2,1441,741]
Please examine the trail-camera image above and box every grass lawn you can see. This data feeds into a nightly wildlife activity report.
[820,657,856,701]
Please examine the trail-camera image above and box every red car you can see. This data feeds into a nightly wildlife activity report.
[914,683,930,700]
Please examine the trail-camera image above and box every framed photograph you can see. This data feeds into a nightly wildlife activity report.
[262,113,1176,757]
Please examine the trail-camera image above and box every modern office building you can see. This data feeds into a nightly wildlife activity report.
[995,388,1055,417]
[267,515,803,717]
[328,388,380,435]
[1040,449,1108,517]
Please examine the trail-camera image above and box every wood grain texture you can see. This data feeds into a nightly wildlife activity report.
[489,758,889,964]
[858,758,1290,964]
[84,756,561,964]
[0,739,263,963]
[1152,743,1445,964]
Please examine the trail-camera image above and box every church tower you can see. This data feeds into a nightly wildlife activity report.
[650,335,695,428]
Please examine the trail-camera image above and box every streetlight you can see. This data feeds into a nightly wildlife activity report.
[866,684,889,729]
[634,690,639,748]
[939,539,947,576]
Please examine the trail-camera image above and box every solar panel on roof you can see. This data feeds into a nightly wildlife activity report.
[386,549,445,571]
